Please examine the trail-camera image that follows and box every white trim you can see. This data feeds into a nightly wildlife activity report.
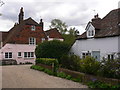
[4,52,13,59]
[24,52,34,58]
[17,52,22,58]
[29,37,36,45]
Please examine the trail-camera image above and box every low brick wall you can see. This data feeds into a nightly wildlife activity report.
[36,64,120,85]
[59,68,120,85]
[36,63,53,70]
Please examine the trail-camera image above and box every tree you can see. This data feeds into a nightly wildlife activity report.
[49,19,68,34]
[35,40,69,60]
[68,27,79,36]
[0,0,5,16]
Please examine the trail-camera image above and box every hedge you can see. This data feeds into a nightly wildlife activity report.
[36,58,59,66]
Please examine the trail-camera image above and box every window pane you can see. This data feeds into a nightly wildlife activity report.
[28,52,30,57]
[18,52,21,56]
[31,52,34,57]
[108,55,110,60]
[31,26,36,31]
[111,55,114,60]
[9,52,12,58]
[24,52,27,57]
[5,53,8,58]
[29,37,36,45]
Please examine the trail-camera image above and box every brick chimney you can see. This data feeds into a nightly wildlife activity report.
[18,7,24,24]
[39,19,44,30]
[91,14,101,29]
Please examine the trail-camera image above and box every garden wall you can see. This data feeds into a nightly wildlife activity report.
[36,64,120,85]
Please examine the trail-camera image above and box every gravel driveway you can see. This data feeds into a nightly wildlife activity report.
[2,65,88,88]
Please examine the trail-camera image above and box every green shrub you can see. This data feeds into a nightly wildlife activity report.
[87,81,120,88]
[71,78,81,82]
[79,56,100,75]
[98,59,120,79]
[30,65,44,71]
[36,58,58,66]
[66,75,72,80]
[44,69,53,75]
[57,72,67,78]
[60,55,81,71]
[35,40,69,59]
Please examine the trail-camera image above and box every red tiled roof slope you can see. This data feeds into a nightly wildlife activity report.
[45,28,64,39]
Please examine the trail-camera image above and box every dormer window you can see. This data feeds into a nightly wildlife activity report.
[31,25,36,31]
[86,23,95,38]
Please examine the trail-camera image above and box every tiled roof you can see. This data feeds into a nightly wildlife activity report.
[45,28,64,39]
[1,17,47,45]
[77,8,120,40]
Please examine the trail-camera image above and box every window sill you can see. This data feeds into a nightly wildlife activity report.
[18,56,22,58]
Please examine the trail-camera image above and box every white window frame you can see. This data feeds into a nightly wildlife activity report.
[87,30,95,37]
[82,51,91,59]
[5,52,12,59]
[24,52,34,58]
[18,52,22,57]
[31,25,36,31]
[29,37,36,45]
[108,54,114,60]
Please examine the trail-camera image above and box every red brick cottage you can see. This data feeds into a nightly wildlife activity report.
[0,7,64,64]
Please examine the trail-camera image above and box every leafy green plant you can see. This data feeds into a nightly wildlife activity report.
[44,69,53,75]
[60,55,81,71]
[98,59,120,79]
[71,78,81,82]
[36,58,58,66]
[87,81,120,88]
[35,40,69,59]
[57,72,67,78]
[30,65,44,71]
[80,56,100,75]
[66,75,72,80]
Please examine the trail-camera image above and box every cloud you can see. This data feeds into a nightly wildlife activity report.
[0,0,119,33]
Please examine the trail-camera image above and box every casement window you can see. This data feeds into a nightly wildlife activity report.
[5,52,12,59]
[41,38,45,43]
[92,51,100,61]
[31,25,36,31]
[29,37,36,45]
[18,52,22,57]
[88,30,94,37]
[108,54,114,60]
[82,52,91,59]
[24,52,34,58]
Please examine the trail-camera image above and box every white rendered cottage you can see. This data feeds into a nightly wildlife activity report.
[70,9,120,61]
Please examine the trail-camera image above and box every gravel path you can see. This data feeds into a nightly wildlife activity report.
[2,65,88,88]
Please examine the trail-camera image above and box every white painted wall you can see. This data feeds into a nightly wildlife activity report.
[70,36,119,60]
[0,44,36,64]
[118,36,120,52]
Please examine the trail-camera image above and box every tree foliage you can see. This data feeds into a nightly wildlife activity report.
[62,34,76,47]
[49,19,68,34]
[0,0,5,16]
[68,27,79,36]
[35,40,69,60]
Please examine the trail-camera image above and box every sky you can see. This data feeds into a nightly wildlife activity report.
[0,0,120,34]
